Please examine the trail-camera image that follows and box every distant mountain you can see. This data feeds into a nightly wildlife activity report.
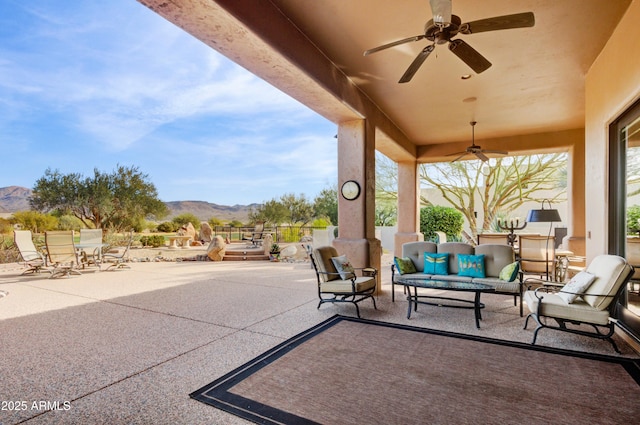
[0,186,254,223]
[165,200,257,222]
[0,186,32,212]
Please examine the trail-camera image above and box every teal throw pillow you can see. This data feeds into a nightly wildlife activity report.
[394,257,417,275]
[424,253,449,275]
[458,254,486,278]
[499,261,520,282]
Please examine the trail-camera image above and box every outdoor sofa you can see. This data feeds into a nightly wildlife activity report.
[392,241,523,315]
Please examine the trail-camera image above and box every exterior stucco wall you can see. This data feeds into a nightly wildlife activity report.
[585,0,640,260]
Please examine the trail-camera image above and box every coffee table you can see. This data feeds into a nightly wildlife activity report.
[395,276,495,328]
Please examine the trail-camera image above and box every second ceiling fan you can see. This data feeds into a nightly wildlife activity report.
[448,121,507,162]
[363,0,535,83]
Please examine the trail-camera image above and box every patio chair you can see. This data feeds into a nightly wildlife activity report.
[519,234,555,280]
[242,222,264,247]
[310,246,377,318]
[78,228,104,269]
[45,230,82,278]
[102,230,134,270]
[477,233,509,245]
[13,230,50,275]
[523,254,633,353]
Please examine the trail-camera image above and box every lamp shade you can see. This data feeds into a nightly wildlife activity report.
[526,208,561,223]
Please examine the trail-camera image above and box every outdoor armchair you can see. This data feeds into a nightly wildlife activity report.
[523,254,633,353]
[14,230,50,275]
[310,246,377,318]
[242,222,264,247]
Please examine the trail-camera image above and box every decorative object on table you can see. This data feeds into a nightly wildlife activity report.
[526,199,561,280]
[496,217,527,246]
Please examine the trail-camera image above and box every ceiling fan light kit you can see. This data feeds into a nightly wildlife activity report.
[364,0,535,83]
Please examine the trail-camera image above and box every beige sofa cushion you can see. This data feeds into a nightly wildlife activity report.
[475,244,516,277]
[320,277,376,294]
[402,242,437,273]
[437,242,474,274]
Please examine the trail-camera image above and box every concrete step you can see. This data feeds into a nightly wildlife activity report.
[223,246,269,261]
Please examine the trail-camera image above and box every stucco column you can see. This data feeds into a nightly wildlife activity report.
[565,141,586,257]
[333,119,382,292]
[394,160,423,256]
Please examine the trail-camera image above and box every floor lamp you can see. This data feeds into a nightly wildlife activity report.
[526,200,561,280]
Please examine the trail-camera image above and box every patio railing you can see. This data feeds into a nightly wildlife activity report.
[212,225,324,243]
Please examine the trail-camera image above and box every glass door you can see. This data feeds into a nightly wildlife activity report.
[610,99,640,339]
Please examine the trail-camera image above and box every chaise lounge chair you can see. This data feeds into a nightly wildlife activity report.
[14,230,50,275]
[45,230,82,278]
[102,230,134,270]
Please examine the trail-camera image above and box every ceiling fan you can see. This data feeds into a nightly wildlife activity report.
[363,0,535,83]
[448,121,507,162]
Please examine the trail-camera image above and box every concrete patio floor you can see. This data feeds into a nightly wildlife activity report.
[1,257,638,424]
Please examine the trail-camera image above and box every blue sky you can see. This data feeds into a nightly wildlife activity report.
[0,0,337,205]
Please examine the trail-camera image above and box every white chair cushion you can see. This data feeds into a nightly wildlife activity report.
[524,290,610,325]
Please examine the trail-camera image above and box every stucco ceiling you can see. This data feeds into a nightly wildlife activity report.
[139,0,631,156]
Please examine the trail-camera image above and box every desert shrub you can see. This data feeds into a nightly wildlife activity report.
[420,206,464,242]
[279,226,305,243]
[10,211,59,233]
[208,217,224,228]
[139,235,166,248]
[157,221,179,233]
[172,213,200,230]
[57,215,84,231]
[0,218,12,234]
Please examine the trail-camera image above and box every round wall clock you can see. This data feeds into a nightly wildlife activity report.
[341,180,361,200]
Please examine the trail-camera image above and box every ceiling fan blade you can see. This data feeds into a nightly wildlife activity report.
[364,35,426,56]
[461,12,535,34]
[449,152,468,162]
[448,39,491,73]
[475,151,489,162]
[399,44,435,83]
[482,149,508,155]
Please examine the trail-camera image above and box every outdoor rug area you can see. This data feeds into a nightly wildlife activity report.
[190,315,640,424]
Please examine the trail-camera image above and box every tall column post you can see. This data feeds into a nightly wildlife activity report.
[394,160,423,256]
[333,119,382,291]
[565,142,586,257]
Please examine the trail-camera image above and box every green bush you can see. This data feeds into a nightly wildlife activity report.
[420,206,464,242]
[0,218,12,235]
[58,215,84,231]
[627,205,640,235]
[139,235,166,248]
[157,221,179,233]
[172,213,201,230]
[10,211,59,233]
